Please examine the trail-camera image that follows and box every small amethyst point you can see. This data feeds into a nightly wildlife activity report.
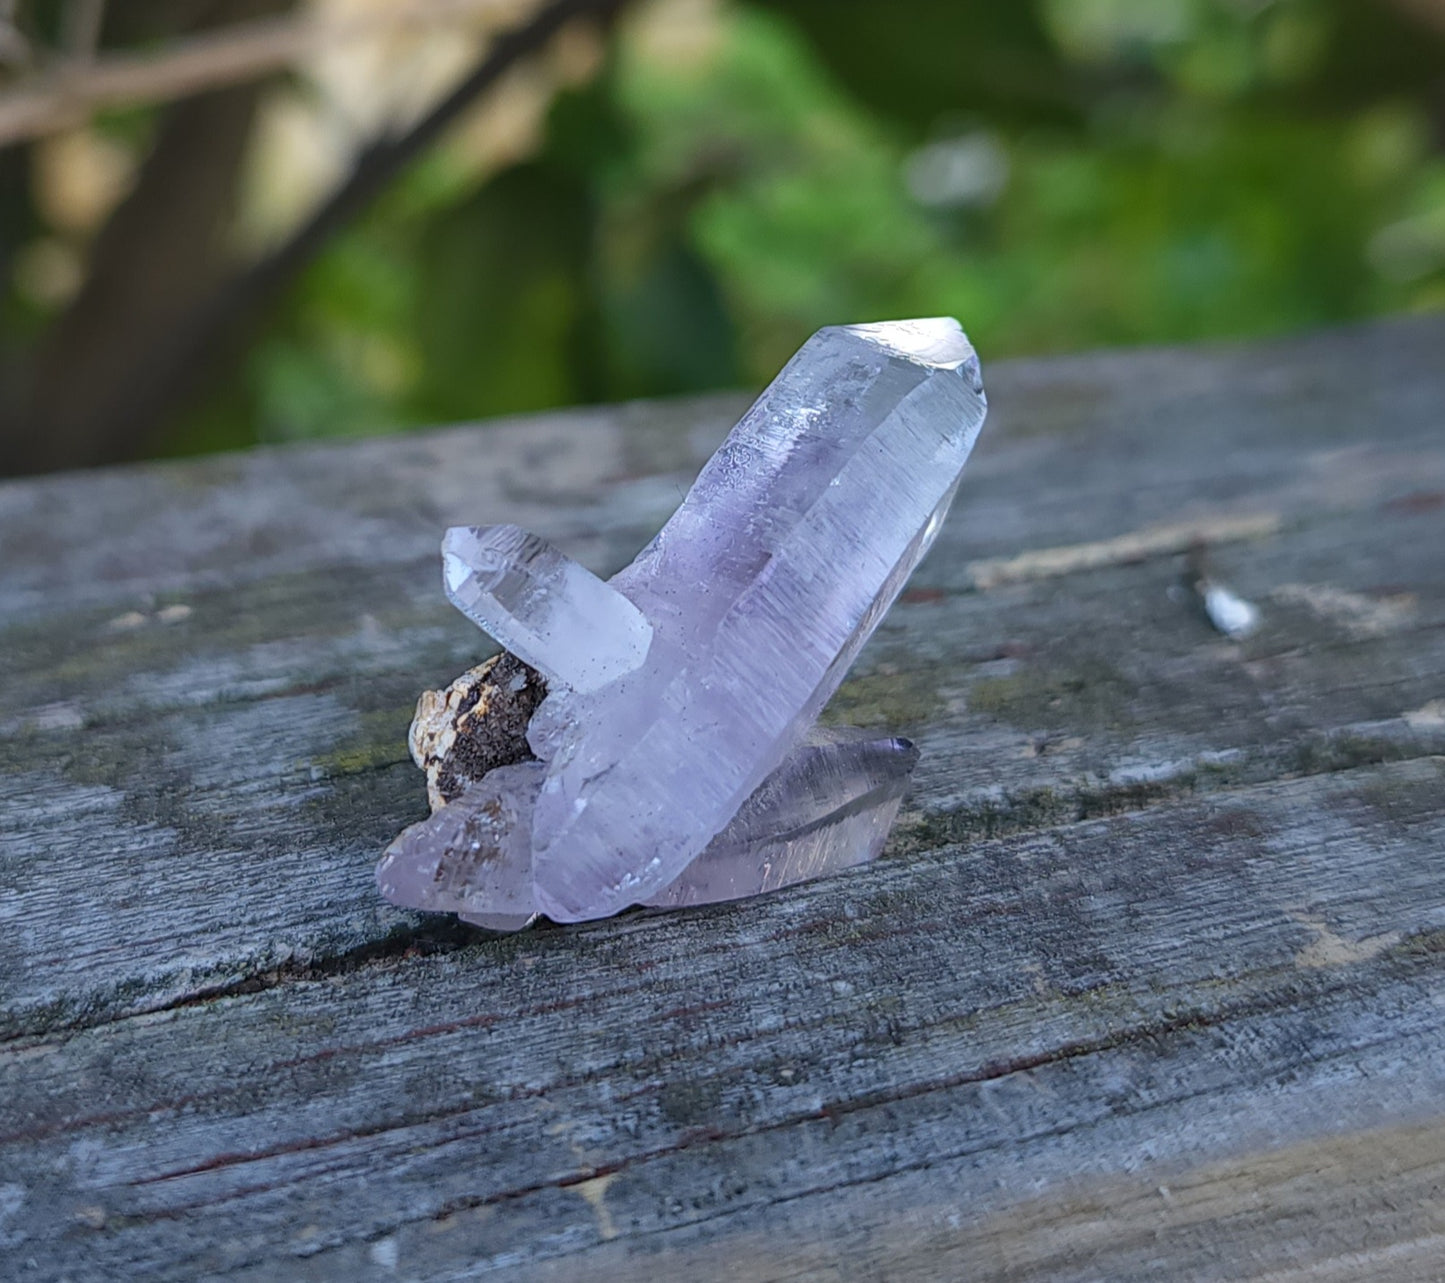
[442,524,652,694]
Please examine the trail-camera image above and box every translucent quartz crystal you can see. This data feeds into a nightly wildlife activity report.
[376,730,919,928]
[443,525,652,694]
[380,316,986,926]
[375,761,538,928]
[643,728,920,909]
[529,318,986,921]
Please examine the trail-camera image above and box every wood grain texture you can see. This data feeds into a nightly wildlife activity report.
[1,316,1443,1280]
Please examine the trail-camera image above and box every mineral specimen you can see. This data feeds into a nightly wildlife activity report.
[377,727,920,933]
[378,317,987,927]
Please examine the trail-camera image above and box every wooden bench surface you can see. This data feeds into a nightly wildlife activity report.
[2,316,1444,1280]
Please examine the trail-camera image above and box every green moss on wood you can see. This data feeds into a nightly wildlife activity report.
[823,665,945,728]
[311,707,415,778]
[967,658,1139,733]
[659,1076,725,1126]
[1339,758,1445,831]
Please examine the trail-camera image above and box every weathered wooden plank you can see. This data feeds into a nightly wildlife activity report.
[3,315,1441,623]
[2,320,1443,1036]
[2,316,1444,1279]
[2,759,1441,1279]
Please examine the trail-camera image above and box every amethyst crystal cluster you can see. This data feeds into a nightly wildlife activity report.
[378,318,987,929]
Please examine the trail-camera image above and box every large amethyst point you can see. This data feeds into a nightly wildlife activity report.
[531,318,985,920]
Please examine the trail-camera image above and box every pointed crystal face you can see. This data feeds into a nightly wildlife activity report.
[378,317,986,927]
[443,525,652,693]
[642,729,920,910]
[375,762,540,920]
[530,319,986,921]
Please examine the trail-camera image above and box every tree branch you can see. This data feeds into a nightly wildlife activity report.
[61,0,108,62]
[0,0,532,145]
[3,0,630,473]
[238,0,625,318]
[1377,0,1445,38]
[2,0,296,477]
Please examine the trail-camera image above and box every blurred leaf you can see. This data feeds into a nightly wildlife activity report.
[100,0,1445,458]
[407,162,594,420]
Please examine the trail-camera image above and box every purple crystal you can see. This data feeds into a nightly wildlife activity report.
[377,729,920,926]
[442,525,652,693]
[375,762,538,923]
[378,317,986,927]
[641,728,920,910]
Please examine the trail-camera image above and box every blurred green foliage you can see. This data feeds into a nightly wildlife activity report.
[196,0,1445,449]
